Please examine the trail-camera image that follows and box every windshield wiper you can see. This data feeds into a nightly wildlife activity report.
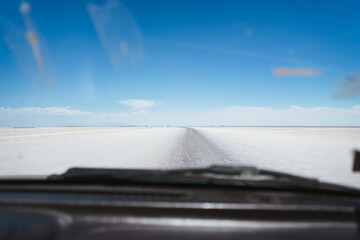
[48,166,360,195]
[48,165,314,183]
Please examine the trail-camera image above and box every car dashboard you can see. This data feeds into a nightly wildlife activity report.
[0,181,359,240]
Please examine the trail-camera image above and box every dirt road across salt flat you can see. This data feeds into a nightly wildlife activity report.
[167,128,233,168]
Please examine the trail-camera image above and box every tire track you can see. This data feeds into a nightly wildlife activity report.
[167,128,233,169]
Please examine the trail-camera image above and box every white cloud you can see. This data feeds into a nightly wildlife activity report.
[273,68,321,77]
[150,105,360,126]
[0,107,93,116]
[131,110,148,117]
[118,99,157,109]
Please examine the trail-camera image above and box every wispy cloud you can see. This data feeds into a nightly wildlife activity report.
[273,68,321,77]
[147,39,308,65]
[118,99,157,109]
[334,72,360,99]
[0,107,93,116]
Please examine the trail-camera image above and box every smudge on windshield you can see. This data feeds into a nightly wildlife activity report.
[87,0,144,69]
[1,1,56,90]
[20,1,43,70]
[334,72,360,99]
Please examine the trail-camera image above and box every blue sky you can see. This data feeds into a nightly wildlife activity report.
[0,0,360,126]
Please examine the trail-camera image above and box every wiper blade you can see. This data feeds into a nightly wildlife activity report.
[48,165,314,183]
[48,166,360,195]
[168,165,319,184]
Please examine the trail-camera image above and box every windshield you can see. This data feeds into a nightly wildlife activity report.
[0,0,359,190]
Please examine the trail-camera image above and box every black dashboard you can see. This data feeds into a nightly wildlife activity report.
[0,181,359,240]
